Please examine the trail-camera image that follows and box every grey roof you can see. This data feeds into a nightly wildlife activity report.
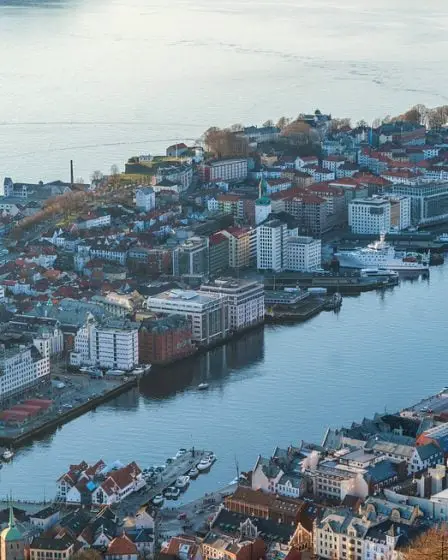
[31,536,74,551]
[416,442,442,461]
[29,505,60,520]
[364,460,398,484]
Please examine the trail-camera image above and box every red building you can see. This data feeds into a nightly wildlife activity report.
[139,315,195,365]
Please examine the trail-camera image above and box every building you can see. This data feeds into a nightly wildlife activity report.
[146,289,229,345]
[139,315,195,365]
[200,158,248,183]
[105,534,139,560]
[284,195,329,236]
[387,195,411,231]
[348,197,392,234]
[33,324,64,356]
[29,505,60,531]
[209,232,230,276]
[0,506,25,560]
[125,159,193,191]
[221,227,256,269]
[391,182,448,225]
[200,278,264,331]
[172,237,209,278]
[136,187,156,212]
[314,511,370,559]
[76,211,111,230]
[56,459,144,505]
[256,218,287,272]
[70,315,139,371]
[0,344,50,404]
[285,236,321,271]
[29,536,74,560]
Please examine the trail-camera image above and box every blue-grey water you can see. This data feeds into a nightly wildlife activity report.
[0,267,447,501]
[1,0,448,182]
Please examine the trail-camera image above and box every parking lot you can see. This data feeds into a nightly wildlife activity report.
[402,387,448,419]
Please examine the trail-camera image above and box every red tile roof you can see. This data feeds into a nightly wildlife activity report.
[107,534,138,556]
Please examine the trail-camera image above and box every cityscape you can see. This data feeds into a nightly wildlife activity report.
[1,1,448,559]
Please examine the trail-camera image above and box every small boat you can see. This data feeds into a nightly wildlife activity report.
[132,367,145,376]
[188,467,199,478]
[207,453,217,463]
[197,457,213,472]
[198,383,209,390]
[175,448,187,459]
[175,475,190,489]
[164,486,181,499]
[2,449,13,460]
[152,494,164,506]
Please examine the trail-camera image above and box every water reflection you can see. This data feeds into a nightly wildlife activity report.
[139,326,265,400]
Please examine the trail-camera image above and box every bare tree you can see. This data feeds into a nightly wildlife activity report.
[356,119,369,128]
[280,120,314,145]
[404,525,447,559]
[75,177,85,184]
[263,119,274,128]
[229,123,244,132]
[330,118,351,132]
[110,164,120,176]
[372,118,382,129]
[91,170,104,184]
[203,127,249,158]
[276,116,291,130]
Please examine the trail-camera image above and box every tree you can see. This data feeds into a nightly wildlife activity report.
[110,164,120,176]
[404,525,447,559]
[372,118,382,129]
[276,116,291,130]
[356,119,369,128]
[202,127,249,158]
[91,170,103,184]
[427,105,448,129]
[75,177,85,184]
[72,550,103,560]
[280,120,315,146]
[330,118,351,132]
[263,119,274,128]
[229,123,244,132]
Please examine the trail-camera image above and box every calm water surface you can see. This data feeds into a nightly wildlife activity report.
[0,267,447,501]
[0,0,448,181]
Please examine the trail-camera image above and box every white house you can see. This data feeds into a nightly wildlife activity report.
[349,197,392,234]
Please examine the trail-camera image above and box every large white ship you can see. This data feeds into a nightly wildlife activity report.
[335,234,429,272]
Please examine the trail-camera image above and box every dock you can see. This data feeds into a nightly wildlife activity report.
[115,449,214,518]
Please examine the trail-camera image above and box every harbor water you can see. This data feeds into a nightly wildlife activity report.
[0,265,447,501]
[1,0,448,181]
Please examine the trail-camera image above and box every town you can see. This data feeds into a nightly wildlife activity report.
[1,104,448,559]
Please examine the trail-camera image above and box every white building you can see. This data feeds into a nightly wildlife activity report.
[285,236,321,271]
[0,344,50,403]
[146,289,228,344]
[77,213,111,230]
[255,197,272,226]
[201,158,248,183]
[349,197,391,234]
[256,218,287,272]
[386,195,411,231]
[33,325,64,357]
[200,278,264,331]
[70,315,139,371]
[135,187,156,212]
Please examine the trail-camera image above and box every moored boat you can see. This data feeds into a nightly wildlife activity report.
[198,383,209,390]
[197,457,213,472]
[188,467,199,478]
[2,449,14,460]
[152,494,164,506]
[175,475,190,489]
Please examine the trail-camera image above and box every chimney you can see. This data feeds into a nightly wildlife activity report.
[70,160,74,185]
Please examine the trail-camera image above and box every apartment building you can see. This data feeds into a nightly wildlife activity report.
[200,278,264,331]
[146,289,229,344]
[172,237,209,278]
[135,187,156,212]
[348,198,391,234]
[285,236,321,271]
[256,218,287,272]
[221,227,256,269]
[200,158,248,183]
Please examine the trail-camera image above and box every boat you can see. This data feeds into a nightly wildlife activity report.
[2,449,14,460]
[164,486,181,499]
[323,293,343,310]
[198,383,209,390]
[188,467,199,478]
[207,452,217,463]
[335,234,429,272]
[437,233,448,243]
[175,475,190,489]
[131,367,145,376]
[152,494,164,506]
[175,448,187,459]
[197,457,213,472]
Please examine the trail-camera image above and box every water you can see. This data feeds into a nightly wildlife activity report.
[0,267,447,501]
[1,0,448,182]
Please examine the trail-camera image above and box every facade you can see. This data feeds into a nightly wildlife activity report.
[209,233,230,276]
[70,315,139,371]
[200,158,248,183]
[172,237,210,278]
[256,219,287,272]
[0,345,50,404]
[391,182,448,225]
[33,325,64,356]
[136,187,156,212]
[146,289,229,344]
[200,279,264,331]
[255,197,272,226]
[29,537,74,560]
[285,236,321,271]
[0,507,25,560]
[222,227,256,269]
[139,315,194,365]
[388,195,412,231]
[349,198,392,234]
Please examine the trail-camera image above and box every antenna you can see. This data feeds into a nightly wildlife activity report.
[234,455,240,481]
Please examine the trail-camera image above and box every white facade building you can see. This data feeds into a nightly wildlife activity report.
[202,159,248,183]
[255,198,272,226]
[146,289,228,344]
[70,315,139,371]
[256,218,287,272]
[136,187,156,212]
[33,325,64,356]
[349,198,392,234]
[285,236,321,271]
[200,279,264,331]
[0,345,50,403]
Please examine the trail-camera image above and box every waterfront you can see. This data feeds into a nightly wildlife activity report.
[0,265,446,502]
[1,0,448,181]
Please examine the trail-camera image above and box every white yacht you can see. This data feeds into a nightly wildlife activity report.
[152,494,164,506]
[175,475,190,489]
[197,457,213,472]
[335,234,429,272]
[2,449,14,460]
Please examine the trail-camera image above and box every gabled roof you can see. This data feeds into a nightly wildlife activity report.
[107,533,138,555]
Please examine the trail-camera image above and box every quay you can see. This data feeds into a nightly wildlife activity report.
[264,270,398,294]
[0,375,137,447]
[115,449,214,519]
